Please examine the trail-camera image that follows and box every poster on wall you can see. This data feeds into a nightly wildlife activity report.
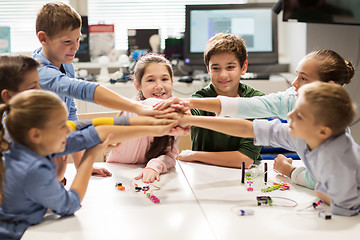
[0,26,10,53]
[89,24,115,58]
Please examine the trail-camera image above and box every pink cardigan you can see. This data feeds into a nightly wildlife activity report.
[106,98,179,173]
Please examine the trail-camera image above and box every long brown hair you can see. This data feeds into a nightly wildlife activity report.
[133,53,175,162]
[0,90,64,203]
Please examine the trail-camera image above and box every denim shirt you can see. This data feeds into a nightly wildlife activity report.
[0,125,101,239]
[32,47,98,120]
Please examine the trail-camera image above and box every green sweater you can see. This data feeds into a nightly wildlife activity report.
[190,83,265,165]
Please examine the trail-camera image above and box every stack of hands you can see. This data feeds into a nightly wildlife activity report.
[152,96,192,135]
[152,97,197,162]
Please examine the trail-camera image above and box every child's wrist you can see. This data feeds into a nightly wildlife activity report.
[289,167,297,178]
[133,103,143,114]
[187,98,194,108]
[180,115,192,127]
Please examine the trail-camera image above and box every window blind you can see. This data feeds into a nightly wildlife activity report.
[0,0,246,53]
[88,0,245,50]
[0,0,69,53]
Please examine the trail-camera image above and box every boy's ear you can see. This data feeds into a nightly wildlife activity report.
[318,126,332,140]
[37,31,47,45]
[28,128,42,144]
[241,60,248,75]
[1,89,13,103]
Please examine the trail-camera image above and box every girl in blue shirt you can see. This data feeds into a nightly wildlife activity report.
[0,90,176,239]
[0,54,112,178]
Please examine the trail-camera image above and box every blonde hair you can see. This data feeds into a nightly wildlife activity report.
[36,2,81,38]
[299,82,356,136]
[0,90,65,202]
[204,33,247,68]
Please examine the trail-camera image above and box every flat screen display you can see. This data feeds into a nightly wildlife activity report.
[184,3,278,66]
[283,0,360,25]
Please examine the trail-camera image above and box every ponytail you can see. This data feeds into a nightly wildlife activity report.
[0,90,64,203]
[306,50,354,86]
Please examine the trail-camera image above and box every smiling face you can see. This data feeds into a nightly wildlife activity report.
[207,52,247,97]
[5,69,41,103]
[287,93,328,150]
[288,95,318,139]
[135,63,173,100]
[292,57,321,93]
[17,69,41,92]
[41,27,81,69]
[34,106,71,156]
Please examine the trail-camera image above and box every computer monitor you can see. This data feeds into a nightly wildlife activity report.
[283,0,360,25]
[184,3,278,67]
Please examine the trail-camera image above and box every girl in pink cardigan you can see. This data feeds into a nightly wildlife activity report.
[107,53,179,183]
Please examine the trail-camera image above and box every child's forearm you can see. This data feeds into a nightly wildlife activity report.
[93,85,143,114]
[71,151,83,169]
[181,115,255,138]
[128,116,168,126]
[188,151,254,168]
[95,125,171,144]
[67,117,130,131]
[68,116,169,128]
[70,154,95,201]
[189,98,221,114]
[290,166,316,189]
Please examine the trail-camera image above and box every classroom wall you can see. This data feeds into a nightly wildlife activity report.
[69,0,360,143]
[69,0,87,15]
[282,19,360,144]
[306,23,360,144]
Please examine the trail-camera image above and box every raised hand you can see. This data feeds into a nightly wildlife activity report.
[168,126,191,136]
[135,104,166,116]
[153,121,179,137]
[155,111,190,129]
[129,116,178,126]
[153,97,190,112]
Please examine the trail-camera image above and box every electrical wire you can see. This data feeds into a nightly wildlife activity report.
[271,196,298,208]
